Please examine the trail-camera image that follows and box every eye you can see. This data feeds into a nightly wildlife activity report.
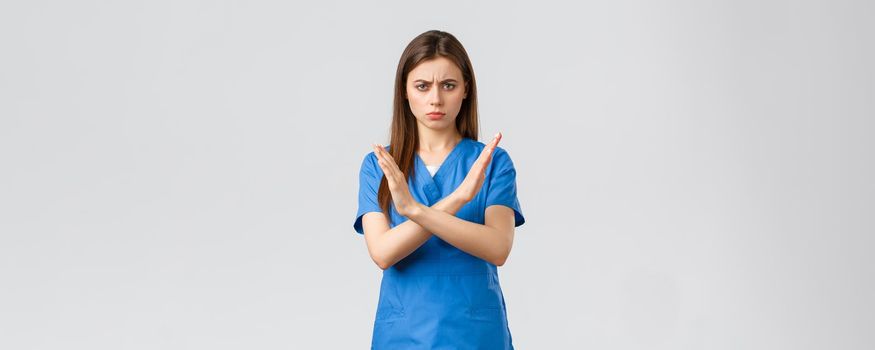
[443,83,456,90]
[415,83,428,91]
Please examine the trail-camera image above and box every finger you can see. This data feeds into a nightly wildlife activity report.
[374,143,389,160]
[373,143,393,169]
[375,146,395,182]
[375,144,405,188]
[385,153,405,181]
[471,133,502,173]
[373,144,385,167]
[374,144,393,169]
[373,144,395,182]
[473,133,500,167]
[372,144,384,169]
[372,144,382,166]
[486,132,501,153]
[487,132,501,153]
[377,144,407,183]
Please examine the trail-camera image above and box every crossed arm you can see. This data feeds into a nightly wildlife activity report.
[362,133,514,270]
[361,194,515,270]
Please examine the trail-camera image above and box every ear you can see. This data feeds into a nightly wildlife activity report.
[463,81,468,99]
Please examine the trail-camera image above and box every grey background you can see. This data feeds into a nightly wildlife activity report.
[1,0,873,349]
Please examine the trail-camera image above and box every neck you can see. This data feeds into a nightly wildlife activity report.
[417,128,462,153]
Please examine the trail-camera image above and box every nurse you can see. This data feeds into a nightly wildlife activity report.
[353,30,525,349]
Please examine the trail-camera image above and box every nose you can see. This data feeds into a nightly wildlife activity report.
[428,85,442,106]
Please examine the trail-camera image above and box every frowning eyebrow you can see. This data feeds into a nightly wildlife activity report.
[412,79,459,84]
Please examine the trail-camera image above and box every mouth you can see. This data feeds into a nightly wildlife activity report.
[426,112,445,120]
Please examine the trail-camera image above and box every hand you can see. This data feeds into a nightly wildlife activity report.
[372,143,420,218]
[452,132,502,203]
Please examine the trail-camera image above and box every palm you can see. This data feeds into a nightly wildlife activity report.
[455,132,502,202]
[372,144,419,217]
[370,132,503,215]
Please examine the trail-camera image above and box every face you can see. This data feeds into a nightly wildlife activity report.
[405,56,467,131]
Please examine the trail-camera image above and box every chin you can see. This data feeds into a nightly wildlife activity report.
[420,120,454,130]
[425,121,451,127]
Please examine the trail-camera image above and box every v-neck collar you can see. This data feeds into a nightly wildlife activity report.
[413,137,468,204]
[415,137,467,178]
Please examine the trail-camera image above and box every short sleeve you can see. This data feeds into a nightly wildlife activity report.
[484,147,525,227]
[353,152,383,234]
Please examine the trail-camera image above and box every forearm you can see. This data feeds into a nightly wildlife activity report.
[407,203,510,266]
[375,194,468,268]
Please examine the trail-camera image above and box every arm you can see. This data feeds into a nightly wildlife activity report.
[367,133,514,266]
[407,203,516,266]
[361,194,468,270]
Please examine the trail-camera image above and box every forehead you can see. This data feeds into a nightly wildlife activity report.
[408,56,463,81]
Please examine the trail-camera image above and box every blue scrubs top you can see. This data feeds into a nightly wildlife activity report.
[353,137,525,349]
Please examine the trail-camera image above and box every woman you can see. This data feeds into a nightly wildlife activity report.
[353,30,525,349]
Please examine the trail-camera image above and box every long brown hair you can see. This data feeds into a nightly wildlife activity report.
[378,30,480,216]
